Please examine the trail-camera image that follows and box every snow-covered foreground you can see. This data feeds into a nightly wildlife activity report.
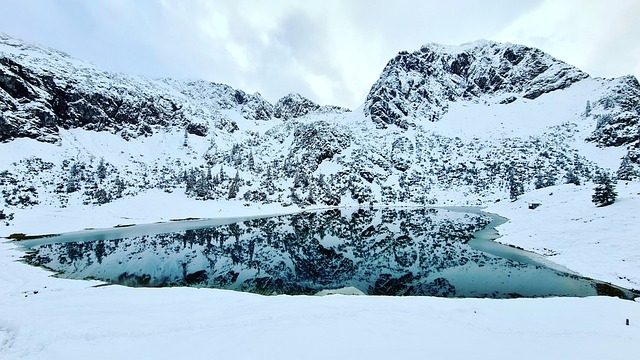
[2,183,640,359]
[487,181,640,290]
[1,238,639,360]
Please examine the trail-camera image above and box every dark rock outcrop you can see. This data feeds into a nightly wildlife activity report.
[364,40,589,129]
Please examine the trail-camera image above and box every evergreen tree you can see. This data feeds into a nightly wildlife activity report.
[565,168,581,185]
[616,155,637,181]
[584,100,591,117]
[66,164,78,193]
[114,176,126,198]
[219,165,226,183]
[94,188,110,205]
[185,169,197,194]
[293,170,308,188]
[96,158,107,181]
[0,209,14,226]
[248,149,255,171]
[231,144,242,167]
[183,128,189,147]
[508,169,524,201]
[194,170,210,199]
[592,172,617,207]
[544,170,557,187]
[228,171,241,199]
[289,187,301,206]
[305,187,316,205]
[534,171,546,189]
[535,169,557,189]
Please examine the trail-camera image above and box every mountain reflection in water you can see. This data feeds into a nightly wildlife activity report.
[25,208,636,299]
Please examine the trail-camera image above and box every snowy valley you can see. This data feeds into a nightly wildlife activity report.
[2,32,640,359]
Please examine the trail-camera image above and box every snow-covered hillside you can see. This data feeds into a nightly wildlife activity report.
[487,181,640,289]
[1,33,639,231]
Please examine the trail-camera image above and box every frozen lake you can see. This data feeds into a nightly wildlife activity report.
[20,207,638,299]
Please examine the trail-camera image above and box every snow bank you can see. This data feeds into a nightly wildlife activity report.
[0,189,305,237]
[1,239,639,360]
[486,181,640,289]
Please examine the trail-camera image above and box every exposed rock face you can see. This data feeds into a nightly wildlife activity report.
[364,40,589,129]
[273,93,350,120]
[0,34,346,143]
[273,93,320,120]
[587,75,640,148]
[285,121,352,176]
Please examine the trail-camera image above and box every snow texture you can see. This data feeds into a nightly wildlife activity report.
[1,33,640,359]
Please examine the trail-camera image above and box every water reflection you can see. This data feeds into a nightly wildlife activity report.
[25,208,636,298]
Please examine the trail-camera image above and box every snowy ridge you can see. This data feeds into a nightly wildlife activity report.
[0,33,344,143]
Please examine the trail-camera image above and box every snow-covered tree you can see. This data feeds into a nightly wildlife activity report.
[584,100,591,117]
[94,188,110,205]
[592,172,617,207]
[565,168,581,185]
[219,165,226,183]
[96,158,107,181]
[508,169,524,201]
[535,170,556,189]
[228,170,241,199]
[248,149,255,171]
[0,209,14,226]
[616,155,638,181]
[66,163,78,193]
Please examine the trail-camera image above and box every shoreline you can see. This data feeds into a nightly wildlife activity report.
[3,182,640,290]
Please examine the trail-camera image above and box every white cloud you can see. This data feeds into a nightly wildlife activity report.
[1,0,638,108]
[494,0,640,79]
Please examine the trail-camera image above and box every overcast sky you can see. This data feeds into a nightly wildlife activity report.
[2,0,639,109]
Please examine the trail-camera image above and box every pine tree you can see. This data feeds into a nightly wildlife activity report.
[289,187,301,206]
[219,165,226,183]
[248,149,255,171]
[616,155,637,181]
[183,128,189,147]
[584,100,591,117]
[565,168,581,185]
[592,172,617,207]
[66,163,79,193]
[114,176,126,198]
[228,171,241,199]
[534,171,546,189]
[96,158,107,181]
[194,170,210,199]
[544,170,557,187]
[94,188,110,205]
[508,168,524,201]
[185,169,197,195]
[0,209,15,226]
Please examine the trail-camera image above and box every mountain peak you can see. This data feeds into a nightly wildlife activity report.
[365,40,588,129]
[273,92,320,120]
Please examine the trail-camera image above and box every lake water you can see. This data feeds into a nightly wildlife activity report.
[21,207,638,299]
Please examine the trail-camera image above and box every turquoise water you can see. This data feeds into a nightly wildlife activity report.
[21,207,638,299]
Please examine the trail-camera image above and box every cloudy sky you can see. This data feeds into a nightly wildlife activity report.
[2,0,639,109]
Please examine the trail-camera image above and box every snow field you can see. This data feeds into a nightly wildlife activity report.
[487,181,640,289]
[1,237,639,360]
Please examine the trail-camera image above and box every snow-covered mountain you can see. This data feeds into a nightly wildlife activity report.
[1,34,639,225]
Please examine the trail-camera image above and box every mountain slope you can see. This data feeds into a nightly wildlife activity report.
[1,34,639,229]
